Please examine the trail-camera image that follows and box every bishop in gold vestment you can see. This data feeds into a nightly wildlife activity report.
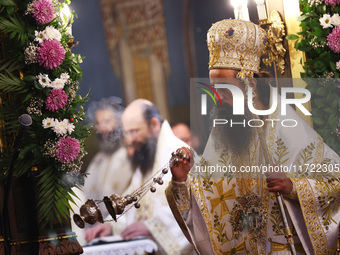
[166,19,340,255]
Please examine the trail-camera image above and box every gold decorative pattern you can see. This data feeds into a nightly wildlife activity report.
[0,233,79,246]
[132,54,154,102]
[263,111,280,255]
[144,216,181,254]
[191,176,219,253]
[315,134,325,167]
[213,213,234,244]
[266,100,278,161]
[207,182,236,217]
[261,10,286,74]
[170,180,191,212]
[199,156,216,192]
[259,186,271,254]
[314,177,340,229]
[293,178,328,254]
[221,237,249,255]
[100,0,171,75]
[268,238,305,255]
[273,138,289,166]
[207,19,267,73]
[297,142,316,177]
[166,100,338,255]
[165,184,199,254]
[270,201,285,236]
[283,227,294,245]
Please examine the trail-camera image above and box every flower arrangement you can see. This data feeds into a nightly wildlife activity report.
[287,0,340,155]
[0,0,89,226]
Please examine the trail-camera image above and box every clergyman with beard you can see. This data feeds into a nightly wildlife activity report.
[166,18,340,255]
[210,97,255,156]
[82,97,133,220]
[209,72,270,156]
[84,99,195,255]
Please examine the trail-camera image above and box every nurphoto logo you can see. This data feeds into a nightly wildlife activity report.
[197,82,312,128]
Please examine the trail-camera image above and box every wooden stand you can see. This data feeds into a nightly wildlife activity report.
[0,175,83,255]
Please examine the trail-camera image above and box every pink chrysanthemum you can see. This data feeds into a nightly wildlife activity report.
[56,137,80,163]
[33,0,54,25]
[324,0,340,5]
[36,40,65,70]
[327,27,340,53]
[45,89,68,112]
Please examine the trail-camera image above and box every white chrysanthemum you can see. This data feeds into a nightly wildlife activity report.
[34,30,44,43]
[42,118,56,129]
[37,73,51,88]
[53,119,68,136]
[61,119,70,125]
[331,13,340,27]
[67,124,75,134]
[43,26,62,41]
[336,60,340,71]
[320,14,333,29]
[51,78,65,89]
[60,73,70,82]
[65,120,75,134]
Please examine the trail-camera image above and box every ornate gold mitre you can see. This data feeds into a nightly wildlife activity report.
[207,19,267,73]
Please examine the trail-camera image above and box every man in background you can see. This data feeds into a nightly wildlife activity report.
[172,122,200,151]
[84,97,133,218]
[85,99,194,255]
[171,122,191,146]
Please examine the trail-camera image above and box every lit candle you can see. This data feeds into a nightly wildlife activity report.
[231,0,241,19]
[231,0,249,21]
[241,0,250,21]
[255,0,267,20]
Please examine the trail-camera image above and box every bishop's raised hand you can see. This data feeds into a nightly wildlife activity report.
[169,147,192,182]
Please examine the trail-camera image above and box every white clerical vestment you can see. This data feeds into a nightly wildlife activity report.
[109,121,194,255]
[166,100,340,254]
[84,145,133,218]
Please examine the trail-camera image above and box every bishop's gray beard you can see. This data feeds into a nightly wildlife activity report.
[211,102,255,155]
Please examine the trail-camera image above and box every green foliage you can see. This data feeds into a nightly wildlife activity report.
[0,0,90,227]
[286,34,299,40]
[0,0,17,7]
[0,14,29,44]
[286,0,340,155]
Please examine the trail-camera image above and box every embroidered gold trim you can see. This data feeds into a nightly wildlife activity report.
[294,178,328,254]
[170,180,191,212]
[191,175,219,253]
[144,216,181,254]
[165,185,200,254]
